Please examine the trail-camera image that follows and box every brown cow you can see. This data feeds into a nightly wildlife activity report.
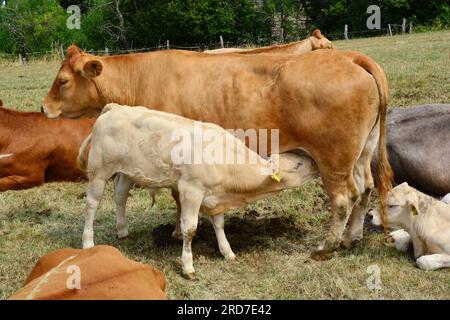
[204,29,334,55]
[0,100,94,191]
[8,245,167,300]
[41,46,392,259]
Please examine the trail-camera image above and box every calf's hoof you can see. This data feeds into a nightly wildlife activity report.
[183,271,196,280]
[82,241,95,249]
[117,229,129,240]
[224,252,236,261]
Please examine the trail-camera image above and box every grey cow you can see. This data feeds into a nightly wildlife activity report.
[372,104,450,196]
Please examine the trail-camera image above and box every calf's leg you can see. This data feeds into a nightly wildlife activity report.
[178,182,204,279]
[416,254,450,271]
[114,174,134,239]
[171,189,183,240]
[209,214,235,261]
[82,178,107,249]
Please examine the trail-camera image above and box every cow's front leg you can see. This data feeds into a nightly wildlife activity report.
[83,178,107,249]
[209,214,235,261]
[178,183,204,279]
[0,174,44,192]
[114,174,134,239]
[312,176,359,260]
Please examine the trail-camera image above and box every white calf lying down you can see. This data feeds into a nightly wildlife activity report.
[78,103,319,278]
[369,183,450,270]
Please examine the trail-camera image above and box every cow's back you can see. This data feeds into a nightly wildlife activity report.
[9,245,167,300]
[373,104,450,196]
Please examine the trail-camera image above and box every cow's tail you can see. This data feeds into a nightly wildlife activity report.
[77,133,92,172]
[351,52,393,233]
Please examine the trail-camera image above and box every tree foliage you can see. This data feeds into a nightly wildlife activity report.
[0,0,448,54]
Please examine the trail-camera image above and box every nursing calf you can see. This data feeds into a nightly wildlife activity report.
[369,183,450,270]
[0,100,94,191]
[78,104,319,278]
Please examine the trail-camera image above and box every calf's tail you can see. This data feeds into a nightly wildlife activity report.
[77,134,92,172]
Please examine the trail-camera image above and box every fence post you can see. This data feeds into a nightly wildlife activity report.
[409,22,413,34]
[166,40,170,50]
[219,35,224,48]
[59,44,65,60]
[388,24,393,36]
[344,24,349,40]
[18,54,27,65]
[105,47,109,56]
[402,18,406,34]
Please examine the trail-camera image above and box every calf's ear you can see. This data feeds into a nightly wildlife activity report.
[407,192,420,216]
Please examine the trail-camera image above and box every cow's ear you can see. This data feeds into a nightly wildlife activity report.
[311,29,323,39]
[83,60,103,78]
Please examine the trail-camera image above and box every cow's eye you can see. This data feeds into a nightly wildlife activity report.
[388,204,399,209]
[59,79,68,86]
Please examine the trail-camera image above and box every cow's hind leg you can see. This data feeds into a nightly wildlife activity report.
[343,122,379,248]
[209,214,235,261]
[312,174,360,260]
[178,182,204,279]
[114,174,134,239]
[83,177,107,249]
[342,158,374,248]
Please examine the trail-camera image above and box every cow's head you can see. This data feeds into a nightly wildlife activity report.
[310,29,335,50]
[369,182,421,230]
[42,45,105,118]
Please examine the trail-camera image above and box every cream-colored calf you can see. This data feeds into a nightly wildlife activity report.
[78,103,319,278]
[369,183,450,270]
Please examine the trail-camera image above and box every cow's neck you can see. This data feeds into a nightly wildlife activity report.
[93,56,142,107]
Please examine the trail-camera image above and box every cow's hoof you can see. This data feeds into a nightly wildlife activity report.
[341,238,361,249]
[311,250,333,261]
[172,230,183,240]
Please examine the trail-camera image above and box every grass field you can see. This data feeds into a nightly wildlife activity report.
[0,31,449,300]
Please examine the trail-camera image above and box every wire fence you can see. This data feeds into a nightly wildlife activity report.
[0,24,413,65]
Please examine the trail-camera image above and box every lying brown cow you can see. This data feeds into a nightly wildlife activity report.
[0,99,94,191]
[204,29,334,54]
[41,45,392,258]
[9,245,167,300]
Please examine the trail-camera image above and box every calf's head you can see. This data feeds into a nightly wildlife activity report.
[42,45,105,118]
[369,182,421,229]
[272,151,319,188]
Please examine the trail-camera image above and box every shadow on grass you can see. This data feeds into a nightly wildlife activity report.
[151,214,308,258]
